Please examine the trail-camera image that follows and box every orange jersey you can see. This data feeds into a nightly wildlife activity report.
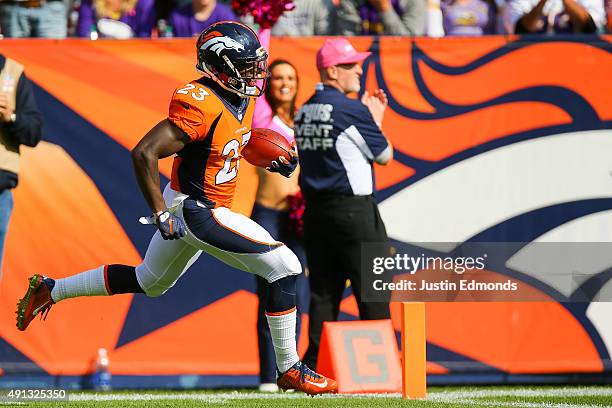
[168,79,255,208]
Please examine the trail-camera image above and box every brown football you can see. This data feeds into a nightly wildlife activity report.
[242,128,293,168]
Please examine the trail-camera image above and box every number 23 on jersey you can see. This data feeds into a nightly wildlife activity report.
[215,131,251,185]
[176,83,209,101]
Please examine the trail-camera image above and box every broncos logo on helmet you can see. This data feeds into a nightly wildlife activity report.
[199,31,245,56]
[195,21,269,98]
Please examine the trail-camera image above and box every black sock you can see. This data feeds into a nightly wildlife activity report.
[266,275,297,313]
[106,264,144,295]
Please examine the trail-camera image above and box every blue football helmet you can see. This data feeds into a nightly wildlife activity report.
[195,21,269,98]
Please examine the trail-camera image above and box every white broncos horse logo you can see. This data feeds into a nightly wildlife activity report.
[202,36,245,56]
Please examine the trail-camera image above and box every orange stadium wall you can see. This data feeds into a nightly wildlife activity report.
[0,35,611,388]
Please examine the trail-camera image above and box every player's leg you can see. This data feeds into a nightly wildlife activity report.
[253,204,309,390]
[16,185,202,331]
[16,230,201,331]
[182,200,300,370]
[255,275,277,389]
[251,203,284,390]
[287,240,309,353]
[181,200,337,394]
[49,264,142,302]
[16,264,145,332]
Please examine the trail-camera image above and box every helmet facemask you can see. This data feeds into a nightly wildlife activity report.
[199,46,270,98]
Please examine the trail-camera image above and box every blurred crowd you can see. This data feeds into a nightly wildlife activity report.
[0,0,610,39]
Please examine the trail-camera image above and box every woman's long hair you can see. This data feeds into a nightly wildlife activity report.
[264,59,299,121]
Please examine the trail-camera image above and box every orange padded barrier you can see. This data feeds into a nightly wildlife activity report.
[317,320,401,393]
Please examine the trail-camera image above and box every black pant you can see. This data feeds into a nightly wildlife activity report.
[302,194,390,369]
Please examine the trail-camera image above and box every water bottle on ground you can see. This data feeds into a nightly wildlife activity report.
[91,348,112,391]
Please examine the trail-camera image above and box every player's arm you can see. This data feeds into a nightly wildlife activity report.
[131,119,190,214]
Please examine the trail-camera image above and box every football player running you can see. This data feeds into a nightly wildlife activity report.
[15,21,337,395]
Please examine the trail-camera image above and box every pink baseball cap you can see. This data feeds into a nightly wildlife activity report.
[316,38,372,70]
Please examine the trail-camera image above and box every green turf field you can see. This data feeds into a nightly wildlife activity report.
[9,386,612,407]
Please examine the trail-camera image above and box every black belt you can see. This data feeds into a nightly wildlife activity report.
[305,192,374,205]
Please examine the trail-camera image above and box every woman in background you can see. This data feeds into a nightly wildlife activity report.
[251,55,310,392]
[77,0,157,38]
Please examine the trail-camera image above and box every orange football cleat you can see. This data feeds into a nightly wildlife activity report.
[16,274,55,331]
[277,361,338,395]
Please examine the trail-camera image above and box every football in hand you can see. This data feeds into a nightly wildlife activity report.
[242,128,295,168]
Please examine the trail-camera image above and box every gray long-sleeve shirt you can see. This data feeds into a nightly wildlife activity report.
[271,0,336,35]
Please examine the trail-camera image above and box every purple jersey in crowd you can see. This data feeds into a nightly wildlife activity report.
[359,0,404,34]
[77,0,157,37]
[168,3,237,37]
[441,0,495,35]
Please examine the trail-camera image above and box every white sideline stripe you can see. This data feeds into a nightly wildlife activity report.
[445,398,607,408]
[67,392,395,401]
[69,392,327,401]
[68,387,612,401]
[430,388,612,399]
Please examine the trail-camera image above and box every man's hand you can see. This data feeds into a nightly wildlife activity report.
[517,0,548,32]
[0,93,14,123]
[267,146,298,178]
[155,211,186,240]
[562,0,595,31]
[361,89,388,128]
